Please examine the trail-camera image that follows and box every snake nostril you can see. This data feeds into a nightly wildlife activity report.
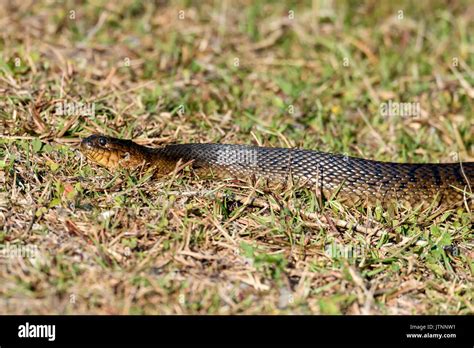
[81,140,91,149]
[81,135,98,149]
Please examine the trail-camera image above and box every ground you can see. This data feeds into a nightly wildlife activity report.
[0,0,473,314]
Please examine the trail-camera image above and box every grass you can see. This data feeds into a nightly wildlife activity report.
[0,0,473,314]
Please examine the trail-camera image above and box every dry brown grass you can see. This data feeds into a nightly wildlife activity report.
[0,0,473,314]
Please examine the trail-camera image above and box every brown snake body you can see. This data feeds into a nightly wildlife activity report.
[80,134,473,209]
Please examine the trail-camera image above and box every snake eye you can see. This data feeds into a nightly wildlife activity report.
[98,137,107,146]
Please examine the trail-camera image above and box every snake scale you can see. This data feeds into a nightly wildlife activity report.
[80,134,473,209]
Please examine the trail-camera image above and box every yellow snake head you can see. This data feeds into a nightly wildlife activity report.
[80,134,152,170]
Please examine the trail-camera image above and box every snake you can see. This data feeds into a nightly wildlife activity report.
[80,134,473,209]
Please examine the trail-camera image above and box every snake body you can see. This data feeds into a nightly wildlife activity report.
[80,134,473,208]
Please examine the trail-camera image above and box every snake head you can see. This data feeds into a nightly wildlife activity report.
[80,134,151,170]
